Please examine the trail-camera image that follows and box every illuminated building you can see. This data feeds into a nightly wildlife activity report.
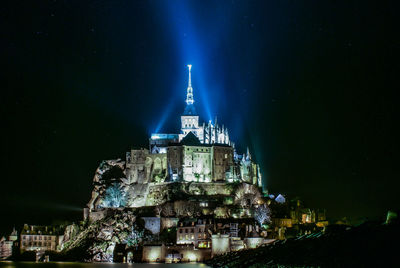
[145,65,261,184]
[0,228,17,259]
[87,65,264,211]
[176,219,212,248]
[20,224,64,253]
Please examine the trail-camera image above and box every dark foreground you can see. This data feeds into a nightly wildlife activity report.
[205,220,400,267]
[0,262,209,268]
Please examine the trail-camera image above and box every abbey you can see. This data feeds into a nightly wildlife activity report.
[87,65,264,211]
[132,65,261,185]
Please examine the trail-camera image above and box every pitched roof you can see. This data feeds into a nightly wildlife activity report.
[180,131,201,146]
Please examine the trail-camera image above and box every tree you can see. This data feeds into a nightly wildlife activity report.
[173,201,199,217]
[124,226,144,247]
[235,184,262,208]
[161,202,175,217]
[214,207,230,218]
[101,183,127,208]
[254,204,271,226]
[154,205,163,217]
[173,201,185,216]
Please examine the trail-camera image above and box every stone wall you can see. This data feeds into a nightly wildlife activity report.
[244,237,264,249]
[211,234,230,257]
[188,182,234,196]
[230,237,245,251]
[142,244,165,262]
[89,210,111,222]
[165,245,211,262]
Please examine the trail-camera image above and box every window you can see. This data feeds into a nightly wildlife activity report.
[185,229,188,233]
[185,235,188,239]
[200,202,208,207]
[179,229,183,233]
[191,228,194,233]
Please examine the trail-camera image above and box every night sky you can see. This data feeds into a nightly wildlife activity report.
[1,0,399,236]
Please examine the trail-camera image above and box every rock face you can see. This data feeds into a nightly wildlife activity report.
[78,152,265,262]
[87,159,126,211]
[61,209,151,262]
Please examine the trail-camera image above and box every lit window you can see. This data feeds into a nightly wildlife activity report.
[200,202,208,207]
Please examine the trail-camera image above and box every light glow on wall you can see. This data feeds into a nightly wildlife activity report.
[187,252,197,262]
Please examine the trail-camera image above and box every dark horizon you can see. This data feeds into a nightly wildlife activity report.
[1,0,399,236]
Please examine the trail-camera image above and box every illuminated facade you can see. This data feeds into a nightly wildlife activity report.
[20,225,63,253]
[0,228,17,259]
[146,65,261,184]
[176,219,212,248]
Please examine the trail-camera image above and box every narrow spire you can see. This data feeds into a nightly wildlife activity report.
[246,147,251,161]
[186,64,194,105]
[188,64,192,87]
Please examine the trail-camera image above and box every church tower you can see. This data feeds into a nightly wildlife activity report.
[180,65,203,141]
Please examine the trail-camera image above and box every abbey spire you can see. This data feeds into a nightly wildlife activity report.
[179,64,230,146]
[185,64,194,105]
[183,64,197,116]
